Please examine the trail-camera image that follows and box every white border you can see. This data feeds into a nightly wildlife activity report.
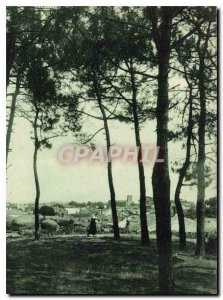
[0,1,221,299]
[2,0,223,6]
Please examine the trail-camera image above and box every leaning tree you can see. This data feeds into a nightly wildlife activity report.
[17,62,63,239]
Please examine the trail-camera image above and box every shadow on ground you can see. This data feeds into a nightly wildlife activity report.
[7,235,217,295]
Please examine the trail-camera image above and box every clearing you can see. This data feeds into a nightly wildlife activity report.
[7,235,217,295]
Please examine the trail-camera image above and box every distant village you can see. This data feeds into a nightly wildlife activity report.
[7,195,216,238]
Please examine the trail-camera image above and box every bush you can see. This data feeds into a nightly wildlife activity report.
[206,230,217,254]
[19,229,34,237]
[205,197,217,218]
[39,206,55,218]
[40,219,59,235]
[57,219,74,234]
[7,215,34,231]
[184,207,196,220]
[10,219,23,231]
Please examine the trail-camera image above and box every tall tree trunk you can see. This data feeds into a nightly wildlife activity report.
[130,64,150,245]
[149,7,173,293]
[96,86,120,240]
[195,59,206,257]
[195,22,211,257]
[174,86,193,250]
[6,77,19,163]
[33,108,40,240]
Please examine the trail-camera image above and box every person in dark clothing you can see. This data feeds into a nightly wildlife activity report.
[126,219,130,233]
[87,217,97,236]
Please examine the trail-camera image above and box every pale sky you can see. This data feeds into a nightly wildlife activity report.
[7,108,217,204]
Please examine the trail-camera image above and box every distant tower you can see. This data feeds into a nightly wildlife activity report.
[126,195,133,207]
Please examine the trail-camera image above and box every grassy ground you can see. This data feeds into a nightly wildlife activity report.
[7,235,217,295]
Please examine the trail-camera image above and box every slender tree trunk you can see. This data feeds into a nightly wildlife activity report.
[130,64,150,245]
[33,109,40,240]
[6,77,19,163]
[137,151,150,245]
[96,87,120,240]
[175,181,186,250]
[195,59,206,257]
[149,7,173,293]
[174,86,193,250]
[195,21,211,257]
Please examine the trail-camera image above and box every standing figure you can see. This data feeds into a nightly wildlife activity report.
[126,218,130,233]
[87,217,97,236]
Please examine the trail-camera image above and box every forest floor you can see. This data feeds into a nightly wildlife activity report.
[7,234,217,295]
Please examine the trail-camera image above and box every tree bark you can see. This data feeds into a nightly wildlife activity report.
[95,82,120,240]
[195,57,206,257]
[130,64,150,245]
[149,7,173,293]
[33,108,40,240]
[195,22,211,257]
[174,86,193,251]
[6,77,19,163]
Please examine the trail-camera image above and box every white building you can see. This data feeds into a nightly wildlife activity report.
[65,207,80,215]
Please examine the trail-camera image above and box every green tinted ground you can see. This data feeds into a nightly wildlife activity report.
[7,235,217,295]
